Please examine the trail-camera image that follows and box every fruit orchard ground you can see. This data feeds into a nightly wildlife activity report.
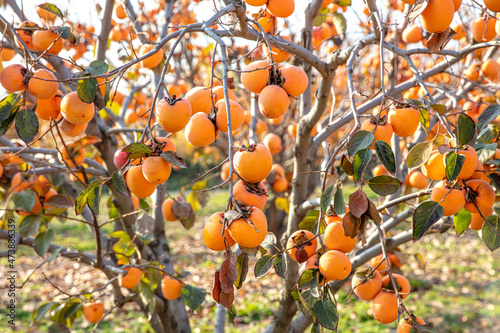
[0,190,499,332]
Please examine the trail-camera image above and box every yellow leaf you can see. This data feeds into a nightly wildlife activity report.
[275,197,289,214]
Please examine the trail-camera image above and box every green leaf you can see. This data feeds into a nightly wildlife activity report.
[254,255,274,279]
[313,7,329,26]
[352,148,372,182]
[75,178,105,215]
[34,229,54,257]
[273,252,287,278]
[112,172,130,196]
[444,151,465,181]
[234,252,249,289]
[44,194,73,208]
[19,214,42,237]
[87,60,109,76]
[112,240,135,257]
[37,3,64,18]
[331,12,347,36]
[407,140,433,169]
[474,142,497,164]
[488,173,500,192]
[77,74,98,103]
[104,81,111,104]
[367,176,402,196]
[333,188,345,215]
[123,143,152,159]
[413,201,444,241]
[477,126,498,144]
[337,0,351,6]
[430,104,447,114]
[181,285,206,311]
[340,155,353,176]
[298,269,318,290]
[15,107,39,144]
[419,107,430,135]
[347,130,374,157]
[109,230,131,242]
[63,302,82,320]
[320,185,334,213]
[161,151,187,168]
[482,215,500,251]
[374,140,395,175]
[456,113,476,147]
[454,208,471,236]
[299,210,320,232]
[34,302,57,322]
[312,292,339,331]
[55,26,71,39]
[477,105,500,132]
[0,94,22,136]
[13,189,36,211]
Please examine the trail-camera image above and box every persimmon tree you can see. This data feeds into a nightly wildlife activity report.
[1,0,500,332]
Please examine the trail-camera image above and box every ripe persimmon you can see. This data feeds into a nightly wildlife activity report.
[422,150,445,180]
[431,181,466,216]
[36,90,61,120]
[280,65,308,98]
[397,316,426,333]
[233,180,268,209]
[16,21,38,50]
[443,146,478,180]
[372,291,399,324]
[246,0,267,6]
[470,207,493,230]
[258,85,290,119]
[10,172,30,193]
[58,146,86,168]
[0,64,26,92]
[382,273,411,299]
[241,60,270,94]
[142,156,172,184]
[0,47,15,61]
[263,41,290,63]
[227,206,268,248]
[185,113,218,147]
[60,120,88,137]
[319,250,351,281]
[28,69,58,100]
[36,6,57,21]
[464,179,495,214]
[471,17,496,42]
[419,0,454,33]
[272,177,288,192]
[120,267,142,289]
[60,92,95,125]
[373,164,390,177]
[255,12,276,34]
[408,170,428,189]
[485,0,500,11]
[185,87,213,114]
[33,175,51,196]
[125,165,157,198]
[361,118,394,149]
[402,26,423,44]
[263,133,282,155]
[161,275,183,300]
[324,222,357,253]
[286,230,317,263]
[33,29,63,55]
[325,214,343,225]
[267,0,295,18]
[203,212,236,251]
[351,268,382,301]
[234,144,273,183]
[388,107,420,137]
[139,44,164,69]
[212,86,238,103]
[271,163,286,178]
[215,99,245,132]
[481,59,500,82]
[83,300,104,324]
[162,198,177,221]
[131,195,139,211]
[156,97,192,133]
